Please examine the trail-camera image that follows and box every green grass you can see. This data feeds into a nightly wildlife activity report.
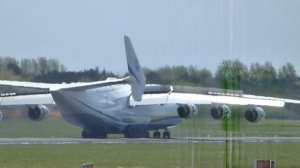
[1,117,300,138]
[0,119,82,138]
[175,117,300,137]
[0,142,300,168]
[1,118,300,167]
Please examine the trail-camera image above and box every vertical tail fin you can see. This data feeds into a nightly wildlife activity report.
[124,35,146,101]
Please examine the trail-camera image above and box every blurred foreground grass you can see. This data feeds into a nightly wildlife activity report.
[1,118,300,167]
[0,142,300,168]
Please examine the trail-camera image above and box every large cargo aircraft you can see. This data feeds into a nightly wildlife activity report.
[0,36,300,138]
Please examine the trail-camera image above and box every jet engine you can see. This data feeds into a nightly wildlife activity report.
[27,105,49,121]
[0,110,3,121]
[245,107,265,123]
[210,105,231,120]
[177,104,198,118]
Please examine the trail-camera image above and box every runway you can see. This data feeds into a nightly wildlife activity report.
[1,137,300,145]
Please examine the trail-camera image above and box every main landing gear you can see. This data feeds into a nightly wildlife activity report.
[123,129,171,139]
[153,129,171,139]
[124,129,150,138]
[81,129,171,139]
[81,130,107,139]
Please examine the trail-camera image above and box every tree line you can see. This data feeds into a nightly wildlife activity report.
[0,56,299,99]
[144,59,300,99]
[0,56,116,83]
[0,56,66,81]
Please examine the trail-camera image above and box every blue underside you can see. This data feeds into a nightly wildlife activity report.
[71,112,181,134]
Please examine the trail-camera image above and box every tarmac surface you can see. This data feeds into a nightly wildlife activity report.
[1,137,300,145]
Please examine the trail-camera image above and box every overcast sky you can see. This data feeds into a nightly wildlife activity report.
[0,0,299,75]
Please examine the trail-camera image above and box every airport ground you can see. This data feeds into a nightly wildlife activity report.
[1,116,300,167]
[1,142,300,168]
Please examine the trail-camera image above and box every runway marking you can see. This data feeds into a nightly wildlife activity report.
[1,137,300,145]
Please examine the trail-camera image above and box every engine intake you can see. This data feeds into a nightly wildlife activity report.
[28,105,49,121]
[177,104,198,118]
[245,107,265,123]
[210,105,231,120]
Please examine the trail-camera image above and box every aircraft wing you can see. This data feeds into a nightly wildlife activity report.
[0,94,54,105]
[0,78,129,106]
[0,80,55,105]
[129,85,300,108]
[0,80,53,97]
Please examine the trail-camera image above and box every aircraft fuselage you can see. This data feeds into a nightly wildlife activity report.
[51,84,181,136]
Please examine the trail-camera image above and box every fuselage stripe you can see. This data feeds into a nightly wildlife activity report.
[73,98,121,123]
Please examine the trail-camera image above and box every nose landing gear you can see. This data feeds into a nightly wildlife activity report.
[163,130,171,139]
[153,129,171,139]
[153,130,161,139]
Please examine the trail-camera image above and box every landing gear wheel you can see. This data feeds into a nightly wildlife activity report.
[163,130,171,139]
[144,131,150,138]
[81,130,90,138]
[153,131,161,139]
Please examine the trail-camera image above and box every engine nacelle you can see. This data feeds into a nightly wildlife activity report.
[28,105,49,121]
[210,105,231,120]
[245,107,265,123]
[177,104,198,118]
